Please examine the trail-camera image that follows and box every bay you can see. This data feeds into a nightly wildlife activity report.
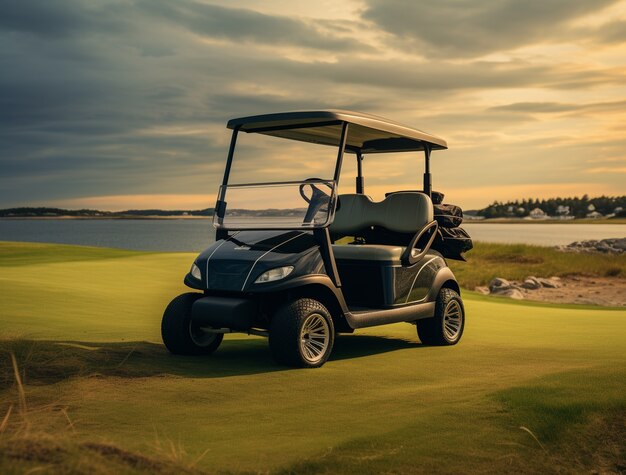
[0,219,625,252]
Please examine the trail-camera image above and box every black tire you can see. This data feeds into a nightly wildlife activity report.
[161,293,223,355]
[417,288,465,346]
[269,298,335,368]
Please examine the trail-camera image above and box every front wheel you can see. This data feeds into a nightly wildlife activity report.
[161,293,223,355]
[269,298,335,368]
[417,288,465,346]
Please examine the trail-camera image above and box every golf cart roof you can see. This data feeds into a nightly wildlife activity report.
[227,110,447,153]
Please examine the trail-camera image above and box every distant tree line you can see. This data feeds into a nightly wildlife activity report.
[0,207,214,217]
[478,195,626,219]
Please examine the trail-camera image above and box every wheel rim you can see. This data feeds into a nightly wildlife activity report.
[189,321,218,347]
[443,300,463,341]
[299,313,330,364]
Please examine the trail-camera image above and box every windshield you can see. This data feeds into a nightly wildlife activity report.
[215,130,341,229]
[227,132,338,184]
[215,180,336,230]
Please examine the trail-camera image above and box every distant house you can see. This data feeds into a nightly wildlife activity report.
[586,211,603,219]
[615,206,623,214]
[556,205,570,215]
[528,207,547,219]
[587,204,596,212]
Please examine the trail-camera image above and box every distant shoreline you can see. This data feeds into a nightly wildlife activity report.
[0,215,212,220]
[1,216,625,224]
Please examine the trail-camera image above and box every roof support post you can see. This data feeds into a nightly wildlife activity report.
[221,127,240,190]
[215,126,239,239]
[422,142,432,197]
[356,151,364,194]
[333,122,349,183]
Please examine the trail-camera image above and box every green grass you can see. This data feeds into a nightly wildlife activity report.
[0,241,155,267]
[0,241,625,474]
[449,242,626,288]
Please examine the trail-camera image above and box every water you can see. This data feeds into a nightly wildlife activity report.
[0,219,217,252]
[462,223,626,246]
[0,219,624,251]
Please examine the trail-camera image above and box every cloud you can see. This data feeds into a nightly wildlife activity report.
[488,99,626,115]
[362,0,619,57]
[0,0,128,38]
[0,0,624,209]
[141,0,371,52]
[585,166,626,174]
[580,19,626,45]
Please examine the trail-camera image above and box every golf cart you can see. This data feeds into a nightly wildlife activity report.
[162,110,470,367]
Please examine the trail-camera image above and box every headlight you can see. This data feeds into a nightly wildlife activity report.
[190,263,202,280]
[255,266,294,283]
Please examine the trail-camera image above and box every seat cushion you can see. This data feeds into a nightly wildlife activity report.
[332,244,405,261]
[330,192,433,236]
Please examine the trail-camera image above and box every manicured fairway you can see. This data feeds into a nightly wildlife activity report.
[0,242,624,474]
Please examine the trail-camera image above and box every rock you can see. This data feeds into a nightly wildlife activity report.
[537,277,561,288]
[557,237,626,254]
[595,242,612,252]
[488,278,525,299]
[521,276,541,290]
[474,286,489,295]
[612,238,626,250]
[493,288,525,300]
[489,277,511,293]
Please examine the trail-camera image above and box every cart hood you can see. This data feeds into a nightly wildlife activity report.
[194,230,322,292]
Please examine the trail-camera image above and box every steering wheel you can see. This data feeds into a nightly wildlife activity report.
[299,178,332,224]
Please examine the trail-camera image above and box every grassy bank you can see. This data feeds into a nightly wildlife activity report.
[0,242,625,474]
[449,242,626,288]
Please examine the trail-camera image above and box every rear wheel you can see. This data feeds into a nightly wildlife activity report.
[417,288,464,346]
[161,293,223,355]
[269,298,334,368]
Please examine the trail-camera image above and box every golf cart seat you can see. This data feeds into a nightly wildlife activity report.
[330,244,406,261]
[331,192,435,264]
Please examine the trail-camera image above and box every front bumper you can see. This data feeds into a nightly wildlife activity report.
[191,296,258,331]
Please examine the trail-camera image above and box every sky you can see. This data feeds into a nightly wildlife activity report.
[1,0,625,210]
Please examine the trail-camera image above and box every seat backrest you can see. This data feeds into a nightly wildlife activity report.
[330,192,433,236]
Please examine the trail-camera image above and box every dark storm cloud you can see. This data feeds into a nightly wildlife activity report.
[0,0,90,37]
[362,0,619,57]
[0,0,128,38]
[0,0,371,54]
[141,0,370,52]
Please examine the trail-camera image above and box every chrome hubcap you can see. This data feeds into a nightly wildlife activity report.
[443,300,463,341]
[189,321,217,347]
[299,313,330,364]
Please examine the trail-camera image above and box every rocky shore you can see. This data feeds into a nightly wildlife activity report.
[476,276,562,300]
[556,237,626,254]
[475,275,625,307]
